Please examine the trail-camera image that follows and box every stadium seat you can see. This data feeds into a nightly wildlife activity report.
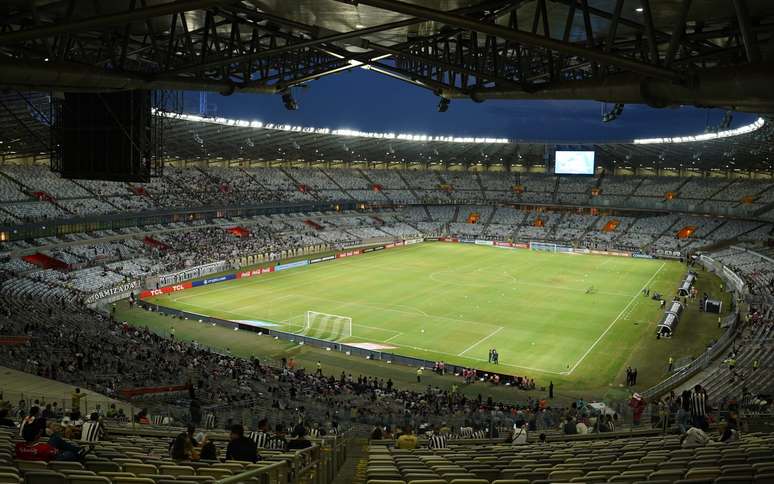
[136,475,176,483]
[714,477,755,484]
[46,465,82,473]
[84,463,120,474]
[121,465,157,476]
[366,480,406,484]
[24,471,67,484]
[16,462,48,473]
[755,475,774,484]
[111,479,157,484]
[158,466,195,477]
[0,474,19,484]
[64,477,110,484]
[196,469,232,479]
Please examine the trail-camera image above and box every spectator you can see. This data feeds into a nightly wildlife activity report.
[70,388,84,418]
[287,425,313,451]
[681,426,711,448]
[0,408,15,428]
[80,413,104,443]
[47,422,87,461]
[170,432,196,461]
[199,438,217,461]
[226,424,259,463]
[427,427,448,450]
[562,417,577,435]
[249,418,271,448]
[511,424,528,445]
[395,426,417,450]
[266,424,288,451]
[690,384,709,431]
[20,406,43,441]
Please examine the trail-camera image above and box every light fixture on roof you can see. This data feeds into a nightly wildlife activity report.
[635,7,643,12]
[281,90,299,111]
[602,103,625,123]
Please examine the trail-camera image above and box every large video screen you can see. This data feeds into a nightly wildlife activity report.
[555,151,595,175]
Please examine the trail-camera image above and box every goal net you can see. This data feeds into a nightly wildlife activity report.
[529,241,558,252]
[301,311,353,341]
[529,241,574,253]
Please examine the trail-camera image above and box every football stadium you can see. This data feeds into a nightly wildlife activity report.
[0,1,773,483]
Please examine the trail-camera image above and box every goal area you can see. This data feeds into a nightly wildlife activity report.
[529,241,573,253]
[298,311,352,341]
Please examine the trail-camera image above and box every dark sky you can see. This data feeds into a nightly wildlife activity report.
[187,68,756,143]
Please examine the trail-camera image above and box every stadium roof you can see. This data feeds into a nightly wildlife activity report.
[1,91,772,170]
[0,1,773,112]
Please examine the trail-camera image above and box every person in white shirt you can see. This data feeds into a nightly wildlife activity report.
[511,424,528,445]
[681,426,711,448]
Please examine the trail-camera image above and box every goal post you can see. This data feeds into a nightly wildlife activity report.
[529,241,557,252]
[303,311,353,341]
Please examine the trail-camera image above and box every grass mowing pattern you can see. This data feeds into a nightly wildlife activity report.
[145,242,724,390]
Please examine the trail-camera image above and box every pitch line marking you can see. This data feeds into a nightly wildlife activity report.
[563,261,666,376]
[383,332,403,343]
[458,326,504,357]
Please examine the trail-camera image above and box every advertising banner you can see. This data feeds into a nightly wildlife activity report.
[275,260,310,271]
[192,274,236,287]
[85,280,141,305]
[309,255,336,264]
[590,249,631,257]
[474,240,494,246]
[236,266,275,279]
[632,253,654,259]
[140,281,193,299]
[404,238,423,245]
[158,261,228,286]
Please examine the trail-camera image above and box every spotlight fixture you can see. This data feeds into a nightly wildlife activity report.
[437,97,450,112]
[602,103,625,123]
[280,90,298,110]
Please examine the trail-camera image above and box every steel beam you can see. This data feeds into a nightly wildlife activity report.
[732,0,762,63]
[167,0,514,76]
[0,0,233,46]
[443,63,774,113]
[664,0,693,68]
[340,0,684,81]
[0,59,278,94]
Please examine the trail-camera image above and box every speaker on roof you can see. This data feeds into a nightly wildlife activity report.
[52,90,155,182]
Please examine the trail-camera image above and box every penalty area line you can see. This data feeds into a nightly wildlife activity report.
[457,326,504,357]
[562,261,666,376]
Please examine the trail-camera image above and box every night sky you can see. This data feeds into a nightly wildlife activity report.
[186,68,756,143]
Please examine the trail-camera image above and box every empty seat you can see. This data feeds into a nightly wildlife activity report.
[24,472,67,484]
[64,477,111,484]
[158,466,195,477]
[0,474,19,484]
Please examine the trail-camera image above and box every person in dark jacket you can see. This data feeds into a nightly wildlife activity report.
[226,424,259,462]
[287,425,313,451]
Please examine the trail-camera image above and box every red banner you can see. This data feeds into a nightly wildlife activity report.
[236,266,275,279]
[140,281,192,299]
[0,336,31,346]
[336,249,363,259]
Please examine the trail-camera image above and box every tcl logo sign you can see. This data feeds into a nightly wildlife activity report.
[172,285,185,291]
[150,289,163,296]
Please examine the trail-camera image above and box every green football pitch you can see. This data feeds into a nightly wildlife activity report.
[144,242,725,389]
